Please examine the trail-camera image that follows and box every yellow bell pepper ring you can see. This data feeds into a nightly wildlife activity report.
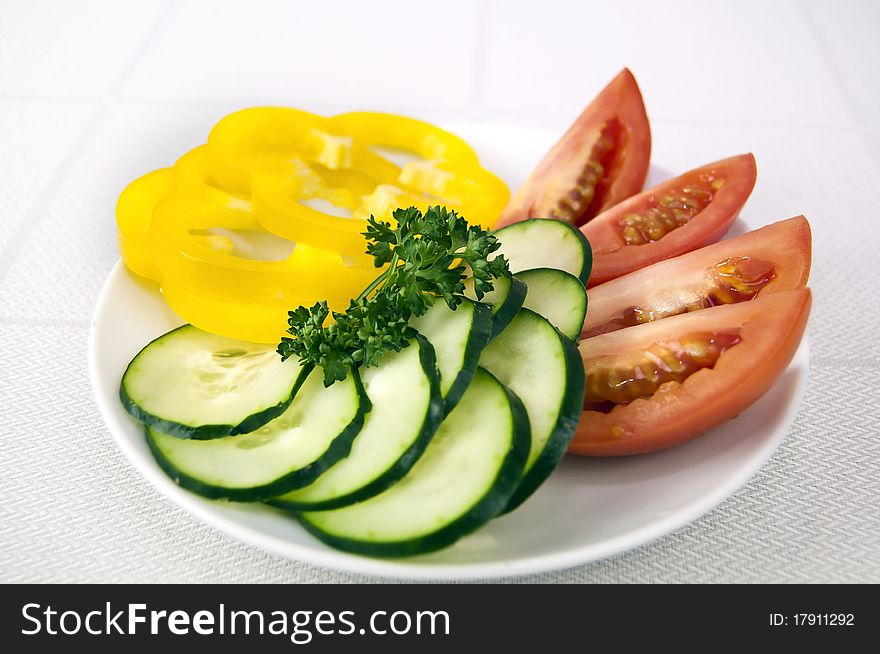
[160,273,321,345]
[325,112,508,228]
[206,108,405,197]
[326,112,479,166]
[250,170,431,257]
[116,168,172,280]
[127,177,375,303]
[206,107,341,194]
[153,193,374,296]
[171,145,260,230]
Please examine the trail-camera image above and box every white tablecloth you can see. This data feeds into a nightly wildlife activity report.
[1,0,878,583]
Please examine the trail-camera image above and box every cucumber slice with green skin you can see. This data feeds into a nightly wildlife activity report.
[465,274,528,339]
[145,367,369,501]
[478,308,585,511]
[516,268,588,340]
[120,325,308,440]
[494,218,593,285]
[488,275,528,338]
[297,368,530,557]
[409,298,492,413]
[269,335,444,511]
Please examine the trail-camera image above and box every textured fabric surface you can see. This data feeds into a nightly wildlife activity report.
[1,0,878,583]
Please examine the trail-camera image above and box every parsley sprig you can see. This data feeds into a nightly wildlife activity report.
[278,206,509,386]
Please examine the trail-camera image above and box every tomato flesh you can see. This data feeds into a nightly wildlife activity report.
[582,153,757,287]
[570,289,811,456]
[497,68,651,228]
[583,215,812,338]
[588,256,777,336]
[584,331,742,410]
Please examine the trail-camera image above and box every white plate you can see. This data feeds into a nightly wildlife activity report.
[89,123,809,580]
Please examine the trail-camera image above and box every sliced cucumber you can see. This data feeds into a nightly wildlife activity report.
[270,335,443,511]
[298,368,530,557]
[494,218,593,285]
[145,367,369,500]
[478,308,584,511]
[120,325,308,440]
[409,298,491,413]
[516,268,588,340]
[465,274,528,339]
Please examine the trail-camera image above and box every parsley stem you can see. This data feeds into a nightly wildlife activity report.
[357,251,399,301]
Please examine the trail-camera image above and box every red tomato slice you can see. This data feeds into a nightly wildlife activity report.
[569,289,811,456]
[583,215,812,338]
[582,153,757,287]
[496,68,650,228]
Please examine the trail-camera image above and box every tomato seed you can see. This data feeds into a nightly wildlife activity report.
[618,177,719,245]
[550,127,617,222]
[705,256,776,305]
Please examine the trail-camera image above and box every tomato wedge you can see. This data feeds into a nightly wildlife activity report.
[583,215,812,338]
[582,153,757,287]
[569,289,810,456]
[497,68,650,228]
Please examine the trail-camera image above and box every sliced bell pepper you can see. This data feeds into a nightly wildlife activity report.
[214,109,509,255]
[118,172,376,342]
[116,107,509,343]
